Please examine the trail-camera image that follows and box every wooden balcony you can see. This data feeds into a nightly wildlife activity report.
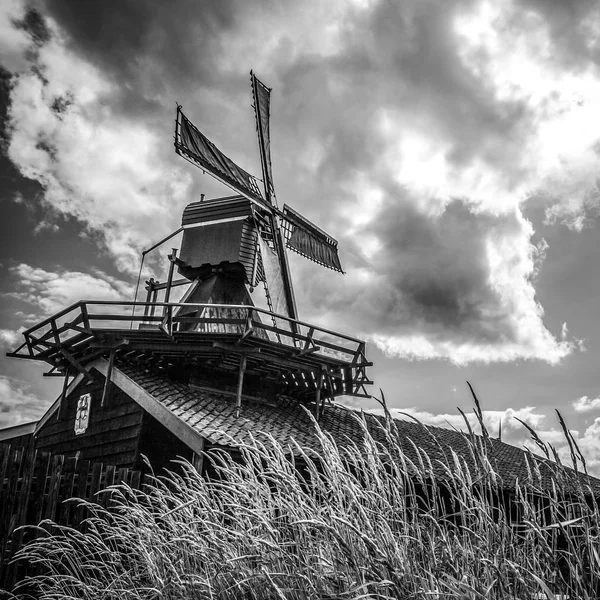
[7,301,372,400]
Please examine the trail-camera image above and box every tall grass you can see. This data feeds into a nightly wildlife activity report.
[9,408,600,599]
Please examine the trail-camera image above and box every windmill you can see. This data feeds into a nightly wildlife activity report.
[6,72,371,419]
[173,72,343,327]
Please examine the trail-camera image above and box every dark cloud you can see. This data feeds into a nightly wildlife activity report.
[41,0,257,117]
[13,7,51,46]
[291,185,532,359]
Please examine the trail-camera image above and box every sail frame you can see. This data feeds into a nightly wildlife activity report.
[280,205,344,273]
[175,106,267,208]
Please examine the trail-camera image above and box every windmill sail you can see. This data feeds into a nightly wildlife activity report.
[175,107,266,207]
[281,205,343,273]
[251,72,275,204]
[250,73,298,321]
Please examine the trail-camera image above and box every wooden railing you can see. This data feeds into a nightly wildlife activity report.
[10,300,369,367]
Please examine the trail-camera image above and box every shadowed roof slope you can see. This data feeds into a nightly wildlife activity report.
[116,362,600,496]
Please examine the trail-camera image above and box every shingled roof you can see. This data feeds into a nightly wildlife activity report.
[113,362,600,497]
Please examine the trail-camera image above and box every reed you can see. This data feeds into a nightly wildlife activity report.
[9,404,600,599]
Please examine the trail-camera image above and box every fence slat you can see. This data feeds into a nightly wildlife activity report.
[130,469,141,491]
[0,447,24,564]
[31,451,52,526]
[88,461,103,502]
[4,445,37,587]
[73,458,91,526]
[100,465,116,508]
[0,444,144,592]
[43,454,65,522]
[0,444,11,486]
[57,456,78,525]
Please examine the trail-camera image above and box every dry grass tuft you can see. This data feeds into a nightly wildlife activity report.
[9,408,600,599]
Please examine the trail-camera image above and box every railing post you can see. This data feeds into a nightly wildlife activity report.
[143,279,156,319]
[162,249,178,333]
[80,302,91,333]
[150,289,158,318]
[163,249,178,306]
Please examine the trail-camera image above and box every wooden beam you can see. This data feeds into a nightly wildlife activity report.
[94,359,205,455]
[315,369,325,421]
[58,347,95,382]
[145,277,188,292]
[43,366,62,377]
[192,437,206,474]
[237,310,255,345]
[34,372,85,435]
[235,355,247,419]
[213,342,262,355]
[101,349,116,407]
[58,370,71,420]
[294,345,320,358]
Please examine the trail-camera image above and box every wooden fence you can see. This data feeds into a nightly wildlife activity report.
[0,442,145,591]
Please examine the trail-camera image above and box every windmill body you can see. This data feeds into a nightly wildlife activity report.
[174,73,343,325]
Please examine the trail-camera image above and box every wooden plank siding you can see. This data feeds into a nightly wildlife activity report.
[30,366,201,474]
[34,377,144,469]
[0,443,147,592]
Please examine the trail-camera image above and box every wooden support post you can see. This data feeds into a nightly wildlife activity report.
[315,368,325,421]
[58,347,94,382]
[192,437,206,474]
[101,349,116,407]
[163,249,178,305]
[58,369,70,421]
[162,249,178,335]
[237,308,254,345]
[143,279,156,319]
[235,354,247,419]
[149,288,158,318]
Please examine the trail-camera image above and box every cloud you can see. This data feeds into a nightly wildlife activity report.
[6,263,132,322]
[573,418,600,475]
[0,374,45,428]
[2,4,194,273]
[386,404,546,445]
[573,395,600,413]
[0,0,596,364]
[300,196,575,364]
[364,402,600,476]
[0,0,31,73]
[0,328,21,348]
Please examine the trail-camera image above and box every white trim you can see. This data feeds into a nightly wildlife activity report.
[94,359,205,455]
[0,421,37,441]
[33,372,86,435]
[183,216,248,228]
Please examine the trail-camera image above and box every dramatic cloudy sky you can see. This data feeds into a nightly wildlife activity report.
[2,0,600,473]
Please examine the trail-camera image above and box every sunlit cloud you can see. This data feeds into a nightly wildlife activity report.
[0,374,45,428]
[573,395,600,413]
[5,263,132,323]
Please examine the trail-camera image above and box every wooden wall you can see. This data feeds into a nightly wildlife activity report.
[35,378,144,469]
[33,374,196,473]
[136,410,194,472]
